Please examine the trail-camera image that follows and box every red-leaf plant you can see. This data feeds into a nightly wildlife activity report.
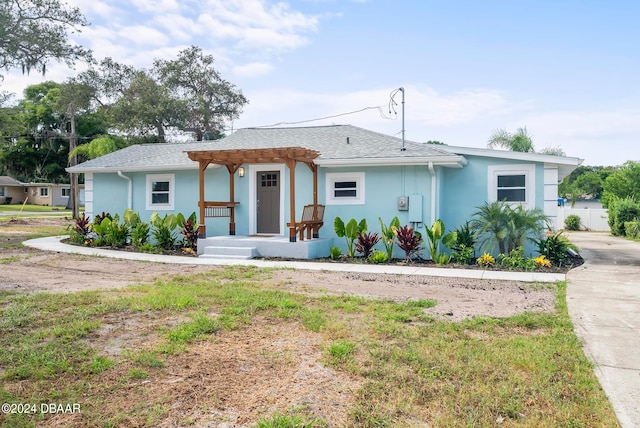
[394,225,424,262]
[355,231,380,259]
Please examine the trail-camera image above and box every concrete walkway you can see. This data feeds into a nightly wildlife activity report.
[24,236,565,283]
[566,231,640,428]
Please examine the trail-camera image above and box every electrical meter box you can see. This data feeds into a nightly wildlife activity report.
[398,196,409,211]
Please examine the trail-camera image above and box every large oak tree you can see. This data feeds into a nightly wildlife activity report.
[0,0,92,79]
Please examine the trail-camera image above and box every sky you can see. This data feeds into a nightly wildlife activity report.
[2,0,639,166]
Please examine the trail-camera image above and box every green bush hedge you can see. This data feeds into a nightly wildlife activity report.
[564,214,581,231]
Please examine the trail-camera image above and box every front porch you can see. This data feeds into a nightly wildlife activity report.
[197,235,332,260]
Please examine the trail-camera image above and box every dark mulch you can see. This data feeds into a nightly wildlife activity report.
[61,239,584,273]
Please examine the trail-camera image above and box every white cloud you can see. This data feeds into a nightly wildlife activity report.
[233,62,275,77]
[197,0,318,52]
[117,25,171,47]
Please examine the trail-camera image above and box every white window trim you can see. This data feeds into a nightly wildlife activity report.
[488,164,535,208]
[146,173,175,211]
[61,188,70,198]
[39,187,49,197]
[326,172,365,205]
[0,186,5,197]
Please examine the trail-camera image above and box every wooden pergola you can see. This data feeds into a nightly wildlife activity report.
[186,146,321,242]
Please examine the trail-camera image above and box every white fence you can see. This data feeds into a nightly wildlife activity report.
[557,207,609,231]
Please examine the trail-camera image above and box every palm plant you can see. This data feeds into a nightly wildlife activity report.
[470,200,549,254]
[505,204,550,252]
[488,127,535,153]
[469,200,510,254]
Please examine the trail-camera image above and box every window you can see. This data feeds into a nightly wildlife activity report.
[39,188,49,197]
[61,188,70,198]
[326,172,365,205]
[0,187,5,197]
[488,165,535,208]
[146,174,175,210]
[497,174,526,202]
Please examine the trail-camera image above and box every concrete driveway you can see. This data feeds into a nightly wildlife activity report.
[566,231,640,428]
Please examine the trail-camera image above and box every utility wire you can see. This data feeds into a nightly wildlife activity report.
[250,105,396,129]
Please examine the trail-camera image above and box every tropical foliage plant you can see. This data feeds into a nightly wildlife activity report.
[378,216,401,260]
[424,219,457,265]
[329,245,342,260]
[69,213,92,244]
[334,217,367,257]
[470,200,549,254]
[177,212,198,251]
[355,231,380,258]
[476,253,495,268]
[534,230,577,267]
[394,225,423,262]
[150,212,178,250]
[368,250,388,264]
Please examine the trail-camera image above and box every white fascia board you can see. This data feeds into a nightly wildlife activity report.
[316,155,467,168]
[443,146,583,166]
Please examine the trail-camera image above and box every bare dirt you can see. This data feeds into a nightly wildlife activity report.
[0,217,558,427]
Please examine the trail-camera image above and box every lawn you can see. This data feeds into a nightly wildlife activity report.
[0,220,619,427]
[0,273,618,427]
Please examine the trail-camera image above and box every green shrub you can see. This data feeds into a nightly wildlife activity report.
[138,243,162,254]
[451,243,474,265]
[93,214,129,247]
[533,230,577,267]
[368,249,388,264]
[564,214,581,231]
[498,246,536,271]
[131,222,151,247]
[150,212,178,250]
[609,197,640,236]
[329,245,342,260]
[624,221,640,238]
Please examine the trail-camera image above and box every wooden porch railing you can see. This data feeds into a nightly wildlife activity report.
[200,201,239,235]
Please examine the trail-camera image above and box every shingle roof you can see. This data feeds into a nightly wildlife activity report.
[0,176,24,186]
[68,125,466,173]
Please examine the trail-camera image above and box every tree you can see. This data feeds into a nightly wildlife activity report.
[0,81,107,183]
[68,135,121,161]
[539,146,565,156]
[601,161,640,208]
[110,71,185,142]
[154,46,248,141]
[0,0,92,79]
[488,127,535,152]
[559,165,616,204]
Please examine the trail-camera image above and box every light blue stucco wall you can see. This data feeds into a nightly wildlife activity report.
[90,155,549,258]
[320,165,433,256]
[440,156,545,230]
[440,155,547,256]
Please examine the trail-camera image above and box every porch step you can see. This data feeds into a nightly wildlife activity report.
[200,245,257,260]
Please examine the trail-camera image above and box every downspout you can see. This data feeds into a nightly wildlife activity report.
[117,171,132,209]
[428,162,436,224]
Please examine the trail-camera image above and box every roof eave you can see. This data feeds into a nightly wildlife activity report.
[66,164,206,174]
[442,146,584,166]
[315,155,468,168]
